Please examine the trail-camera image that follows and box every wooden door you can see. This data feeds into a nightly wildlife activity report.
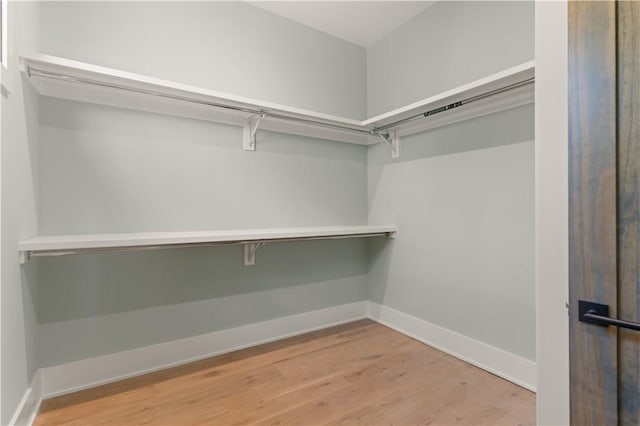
[569,1,640,424]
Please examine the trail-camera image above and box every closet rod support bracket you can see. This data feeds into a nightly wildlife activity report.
[243,113,266,151]
[243,242,265,266]
[375,130,400,159]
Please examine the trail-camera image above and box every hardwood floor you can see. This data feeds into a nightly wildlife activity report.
[34,320,535,425]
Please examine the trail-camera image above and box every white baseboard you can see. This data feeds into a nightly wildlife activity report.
[39,301,367,398]
[37,300,535,404]
[366,302,537,392]
[9,370,42,426]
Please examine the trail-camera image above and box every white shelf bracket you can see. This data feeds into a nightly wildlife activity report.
[375,130,400,159]
[243,113,266,151]
[243,242,265,266]
[19,251,30,265]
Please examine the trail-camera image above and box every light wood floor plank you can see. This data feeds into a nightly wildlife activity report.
[34,320,535,426]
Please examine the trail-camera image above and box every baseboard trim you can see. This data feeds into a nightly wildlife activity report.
[9,371,42,426]
[37,300,535,402]
[366,302,537,392]
[40,301,367,398]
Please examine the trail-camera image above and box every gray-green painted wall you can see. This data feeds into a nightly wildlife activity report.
[37,99,368,366]
[36,2,369,367]
[1,2,40,423]
[368,106,535,360]
[39,1,367,120]
[367,1,534,116]
[366,1,535,360]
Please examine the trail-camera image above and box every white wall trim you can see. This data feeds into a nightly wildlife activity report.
[366,302,537,392]
[9,371,42,426]
[37,300,536,403]
[534,1,570,423]
[39,301,367,398]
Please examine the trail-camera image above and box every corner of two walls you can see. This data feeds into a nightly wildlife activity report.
[365,0,536,365]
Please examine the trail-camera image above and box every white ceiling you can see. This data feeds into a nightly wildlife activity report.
[247,1,434,48]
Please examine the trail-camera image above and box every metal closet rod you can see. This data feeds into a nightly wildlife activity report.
[22,231,394,259]
[28,67,534,137]
[372,77,535,133]
[27,67,373,136]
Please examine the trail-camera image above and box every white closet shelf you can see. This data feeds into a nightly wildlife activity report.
[19,54,371,145]
[18,226,397,265]
[363,61,535,135]
[20,54,535,154]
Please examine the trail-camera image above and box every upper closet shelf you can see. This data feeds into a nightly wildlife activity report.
[363,61,535,137]
[18,225,397,266]
[20,54,534,157]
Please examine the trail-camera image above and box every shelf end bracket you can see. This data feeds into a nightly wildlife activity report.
[375,130,400,158]
[19,251,30,265]
[243,242,265,266]
[18,58,29,75]
[243,113,266,151]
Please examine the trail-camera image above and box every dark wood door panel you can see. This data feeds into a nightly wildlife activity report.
[568,1,618,424]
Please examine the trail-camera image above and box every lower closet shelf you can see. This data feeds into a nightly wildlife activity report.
[18,225,397,265]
